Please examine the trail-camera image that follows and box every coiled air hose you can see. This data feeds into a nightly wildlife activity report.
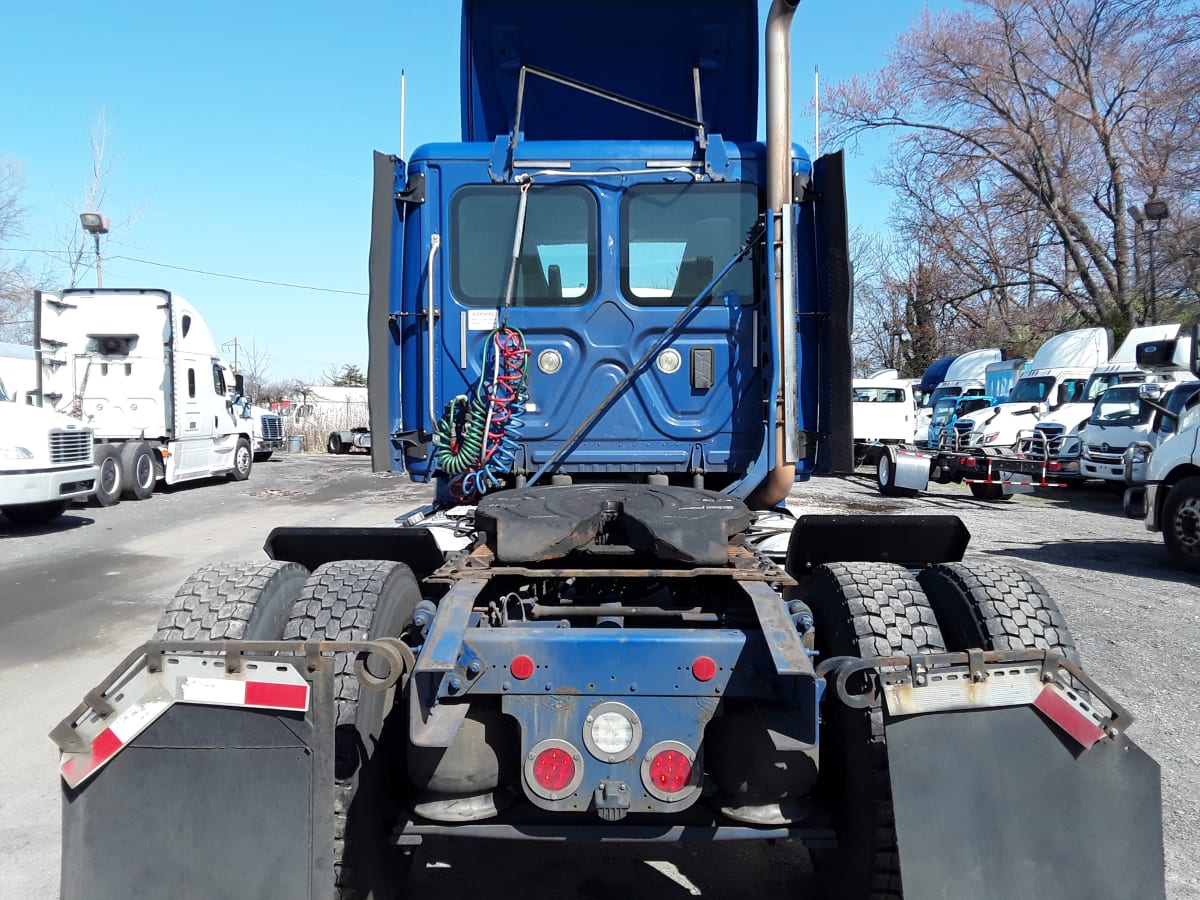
[433,327,530,499]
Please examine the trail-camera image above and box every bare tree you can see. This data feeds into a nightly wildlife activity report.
[55,108,143,288]
[0,157,39,344]
[232,339,272,400]
[828,0,1200,337]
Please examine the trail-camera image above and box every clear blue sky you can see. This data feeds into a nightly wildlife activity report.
[0,1,957,383]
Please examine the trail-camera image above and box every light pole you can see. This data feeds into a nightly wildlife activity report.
[890,326,911,372]
[1143,199,1170,325]
[79,211,110,288]
[1127,204,1144,288]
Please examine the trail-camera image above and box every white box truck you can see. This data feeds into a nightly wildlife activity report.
[1124,327,1200,571]
[851,376,920,465]
[0,372,98,525]
[34,288,257,506]
[1079,335,1196,482]
[0,341,38,404]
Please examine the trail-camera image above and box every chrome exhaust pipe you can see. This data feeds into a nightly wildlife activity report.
[750,0,801,508]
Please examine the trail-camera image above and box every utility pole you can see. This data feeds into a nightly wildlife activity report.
[222,338,239,372]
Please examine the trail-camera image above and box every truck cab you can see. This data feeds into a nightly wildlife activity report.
[913,355,957,443]
[928,394,996,448]
[1081,335,1197,482]
[0,375,98,525]
[1129,327,1200,570]
[229,387,285,462]
[372,17,853,502]
[851,377,919,462]
[1024,325,1183,477]
[924,348,1002,409]
[36,288,255,502]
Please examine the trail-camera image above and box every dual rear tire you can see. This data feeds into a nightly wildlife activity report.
[90,441,158,507]
[804,559,1077,899]
[157,557,421,900]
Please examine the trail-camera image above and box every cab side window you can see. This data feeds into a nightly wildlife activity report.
[213,365,227,396]
[188,369,196,399]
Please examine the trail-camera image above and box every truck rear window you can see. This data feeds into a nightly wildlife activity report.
[621,183,758,306]
[450,185,597,307]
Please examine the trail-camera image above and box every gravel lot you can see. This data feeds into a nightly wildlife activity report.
[0,455,1194,898]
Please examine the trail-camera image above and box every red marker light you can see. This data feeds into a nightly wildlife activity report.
[532,747,576,792]
[648,749,692,794]
[510,654,535,680]
[691,656,717,682]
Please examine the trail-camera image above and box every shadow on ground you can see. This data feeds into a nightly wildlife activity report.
[984,538,1199,586]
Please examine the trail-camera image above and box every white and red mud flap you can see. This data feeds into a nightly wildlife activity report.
[52,640,407,900]
[821,649,1165,900]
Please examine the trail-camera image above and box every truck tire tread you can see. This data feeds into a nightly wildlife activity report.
[283,560,421,900]
[805,562,945,900]
[155,560,308,641]
[918,561,1078,661]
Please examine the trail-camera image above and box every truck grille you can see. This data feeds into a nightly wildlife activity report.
[1086,443,1127,464]
[951,420,976,449]
[50,429,93,464]
[260,415,283,442]
[1027,424,1065,459]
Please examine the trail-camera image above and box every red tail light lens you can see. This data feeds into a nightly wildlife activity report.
[641,740,697,802]
[533,747,576,792]
[524,739,584,800]
[648,749,692,793]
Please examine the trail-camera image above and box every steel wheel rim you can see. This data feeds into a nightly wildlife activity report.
[237,446,251,473]
[1173,497,1200,554]
[100,457,119,493]
[879,454,891,487]
[136,453,154,489]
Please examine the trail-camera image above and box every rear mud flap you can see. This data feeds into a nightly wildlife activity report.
[62,701,333,899]
[886,705,1164,900]
[51,642,400,900]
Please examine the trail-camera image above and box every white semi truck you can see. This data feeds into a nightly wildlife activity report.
[34,288,257,506]
[0,373,98,525]
[956,328,1110,450]
[230,394,285,461]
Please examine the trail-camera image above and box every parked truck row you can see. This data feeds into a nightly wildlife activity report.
[859,323,1198,501]
[0,290,292,525]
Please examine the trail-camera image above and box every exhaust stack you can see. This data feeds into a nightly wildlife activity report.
[750,0,802,508]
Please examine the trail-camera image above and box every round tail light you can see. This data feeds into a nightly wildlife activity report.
[641,741,698,802]
[524,739,584,800]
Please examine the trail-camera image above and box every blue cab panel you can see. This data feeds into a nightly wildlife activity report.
[378,139,829,497]
[461,0,759,142]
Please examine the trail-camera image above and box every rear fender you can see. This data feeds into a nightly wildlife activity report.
[785,514,969,574]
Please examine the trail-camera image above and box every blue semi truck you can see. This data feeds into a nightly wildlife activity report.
[55,3,1163,898]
